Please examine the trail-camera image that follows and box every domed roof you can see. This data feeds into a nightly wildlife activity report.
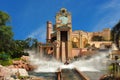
[60,8,67,13]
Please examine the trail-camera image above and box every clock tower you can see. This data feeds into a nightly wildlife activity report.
[53,8,72,62]
[55,8,72,28]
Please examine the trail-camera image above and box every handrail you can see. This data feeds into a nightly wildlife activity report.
[75,68,90,80]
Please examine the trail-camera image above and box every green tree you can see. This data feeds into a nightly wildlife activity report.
[92,36,105,41]
[111,22,119,42]
[25,37,38,49]
[0,11,38,62]
[111,21,120,49]
[0,11,13,53]
[10,40,28,58]
[0,11,10,25]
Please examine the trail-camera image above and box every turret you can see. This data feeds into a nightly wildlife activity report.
[46,21,52,43]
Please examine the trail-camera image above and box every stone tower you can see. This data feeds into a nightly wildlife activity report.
[54,8,72,62]
[39,8,112,62]
[46,21,52,43]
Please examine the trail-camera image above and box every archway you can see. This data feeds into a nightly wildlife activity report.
[72,37,79,48]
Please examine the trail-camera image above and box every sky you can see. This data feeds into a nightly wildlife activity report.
[0,0,120,42]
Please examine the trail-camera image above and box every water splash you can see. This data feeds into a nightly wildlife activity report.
[28,51,63,72]
[111,43,118,50]
[72,51,110,72]
[60,64,75,69]
[28,50,110,72]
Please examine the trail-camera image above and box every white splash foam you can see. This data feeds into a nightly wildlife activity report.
[112,43,118,50]
[71,50,110,72]
[28,49,110,72]
[78,67,100,72]
[60,64,75,69]
[28,51,63,72]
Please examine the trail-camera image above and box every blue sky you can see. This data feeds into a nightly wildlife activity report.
[0,0,120,42]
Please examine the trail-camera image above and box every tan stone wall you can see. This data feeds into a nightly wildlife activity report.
[101,28,111,41]
[71,28,111,48]
[72,31,92,48]
[90,28,111,41]
[88,41,112,48]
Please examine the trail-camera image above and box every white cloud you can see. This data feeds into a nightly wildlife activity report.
[101,0,120,9]
[93,0,120,31]
[27,24,46,42]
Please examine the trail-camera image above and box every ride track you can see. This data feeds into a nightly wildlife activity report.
[58,68,89,80]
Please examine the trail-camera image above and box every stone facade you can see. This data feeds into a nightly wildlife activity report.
[71,28,111,48]
[38,8,111,62]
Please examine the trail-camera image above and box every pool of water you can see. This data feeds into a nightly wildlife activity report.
[83,71,107,80]
[28,71,58,80]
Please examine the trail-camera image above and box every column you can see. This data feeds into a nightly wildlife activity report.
[67,30,72,59]
[79,35,83,48]
[56,31,60,60]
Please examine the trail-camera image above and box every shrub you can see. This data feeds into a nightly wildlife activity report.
[13,58,21,60]
[0,59,13,66]
[18,76,29,79]
[11,52,29,59]
[0,52,11,60]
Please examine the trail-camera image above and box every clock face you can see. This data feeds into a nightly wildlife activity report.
[59,16,68,24]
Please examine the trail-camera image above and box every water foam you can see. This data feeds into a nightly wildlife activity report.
[28,50,110,72]
[111,43,118,50]
[72,51,109,72]
[60,64,75,69]
[29,51,63,72]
